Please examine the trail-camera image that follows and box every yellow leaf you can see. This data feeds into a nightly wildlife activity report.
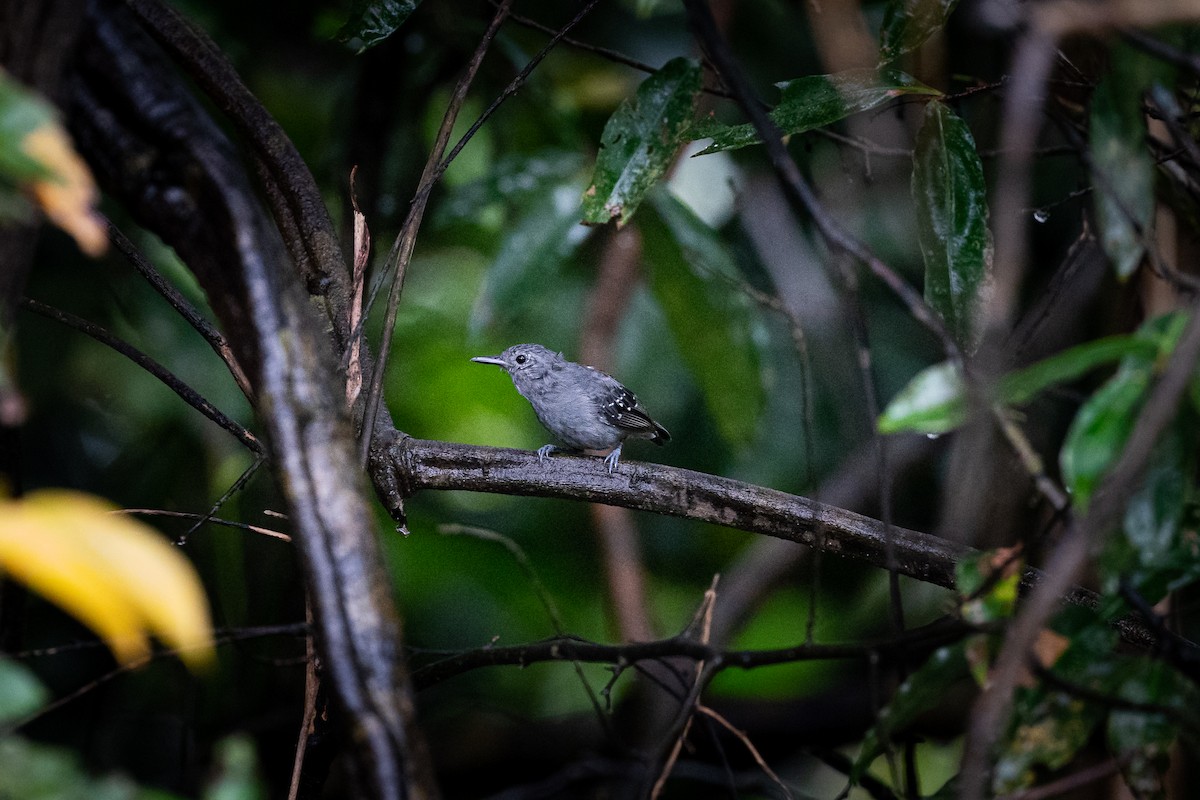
[21,127,107,257]
[0,490,214,668]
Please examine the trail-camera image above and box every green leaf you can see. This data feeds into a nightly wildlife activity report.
[879,0,961,64]
[0,658,47,724]
[1107,661,1181,799]
[999,335,1156,406]
[0,72,55,184]
[204,736,265,800]
[912,101,992,352]
[470,181,590,334]
[581,58,700,227]
[1090,45,1172,279]
[878,335,1156,436]
[1122,426,1188,569]
[853,641,970,780]
[691,68,940,155]
[1099,418,1200,609]
[994,686,1106,794]
[1060,312,1190,511]
[336,0,422,53]
[957,550,1020,625]
[641,192,763,446]
[877,360,966,434]
[1060,361,1150,510]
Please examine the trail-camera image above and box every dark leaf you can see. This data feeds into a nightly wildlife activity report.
[336,0,422,53]
[1090,45,1173,279]
[879,0,961,63]
[581,58,700,227]
[853,640,971,780]
[912,101,992,351]
[692,68,940,155]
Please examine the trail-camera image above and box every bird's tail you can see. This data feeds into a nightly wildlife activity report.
[651,421,671,445]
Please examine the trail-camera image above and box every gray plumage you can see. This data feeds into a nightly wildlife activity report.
[471,343,670,473]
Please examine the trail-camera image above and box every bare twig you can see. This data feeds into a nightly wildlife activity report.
[358,0,514,466]
[650,580,719,799]
[696,705,794,800]
[107,220,254,402]
[117,507,291,542]
[20,298,263,455]
[288,599,320,800]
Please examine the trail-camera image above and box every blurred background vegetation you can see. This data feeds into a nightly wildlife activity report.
[6,0,1200,797]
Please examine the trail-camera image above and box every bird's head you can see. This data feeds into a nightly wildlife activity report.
[471,343,560,380]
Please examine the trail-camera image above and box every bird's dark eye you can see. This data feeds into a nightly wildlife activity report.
[515,354,527,365]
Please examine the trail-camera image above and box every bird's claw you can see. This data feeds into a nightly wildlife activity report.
[536,444,557,463]
[603,445,623,475]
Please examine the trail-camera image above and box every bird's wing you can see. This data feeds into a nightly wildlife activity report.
[598,382,658,434]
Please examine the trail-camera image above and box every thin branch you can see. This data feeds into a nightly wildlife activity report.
[6,623,309,732]
[179,454,267,544]
[499,3,734,99]
[107,220,254,402]
[20,298,263,455]
[358,0,514,466]
[696,705,794,800]
[117,507,291,542]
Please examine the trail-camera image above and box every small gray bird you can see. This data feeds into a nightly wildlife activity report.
[471,343,670,473]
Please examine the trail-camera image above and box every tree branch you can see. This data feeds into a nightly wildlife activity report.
[382,436,1199,659]
[69,3,435,796]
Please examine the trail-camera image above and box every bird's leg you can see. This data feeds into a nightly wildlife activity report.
[536,444,559,463]
[603,444,623,474]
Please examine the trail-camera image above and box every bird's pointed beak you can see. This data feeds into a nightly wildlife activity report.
[471,355,507,367]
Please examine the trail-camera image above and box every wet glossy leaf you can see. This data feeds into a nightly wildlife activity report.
[641,192,763,446]
[582,58,700,226]
[1060,312,1190,511]
[878,333,1157,436]
[1060,361,1150,510]
[1090,46,1171,279]
[880,0,960,63]
[692,68,940,155]
[877,360,966,434]
[913,101,992,351]
[1000,335,1154,406]
[336,0,421,53]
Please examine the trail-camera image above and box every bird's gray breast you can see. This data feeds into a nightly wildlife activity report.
[513,364,621,450]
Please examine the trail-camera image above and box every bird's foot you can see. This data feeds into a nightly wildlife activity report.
[536,444,558,463]
[603,445,623,474]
